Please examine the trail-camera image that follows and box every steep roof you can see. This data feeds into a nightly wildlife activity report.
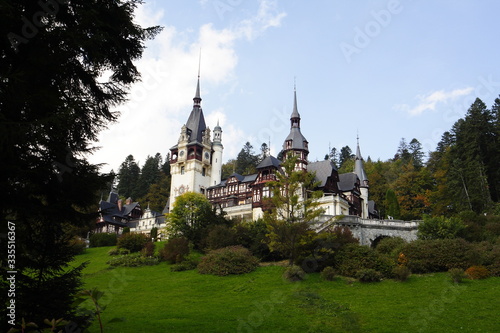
[257,155,281,169]
[307,160,337,187]
[354,140,368,186]
[338,173,358,192]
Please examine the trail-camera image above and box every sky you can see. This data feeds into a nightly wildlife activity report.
[87,0,500,173]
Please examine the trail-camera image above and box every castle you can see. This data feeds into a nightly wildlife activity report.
[168,76,378,223]
[96,75,424,247]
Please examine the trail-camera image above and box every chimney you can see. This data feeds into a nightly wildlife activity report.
[117,199,123,212]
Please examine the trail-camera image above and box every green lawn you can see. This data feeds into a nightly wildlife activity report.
[72,247,500,333]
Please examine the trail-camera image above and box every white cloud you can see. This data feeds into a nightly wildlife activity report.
[396,87,474,116]
[237,0,287,40]
[87,0,286,173]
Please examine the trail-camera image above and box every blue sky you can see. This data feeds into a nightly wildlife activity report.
[88,0,500,173]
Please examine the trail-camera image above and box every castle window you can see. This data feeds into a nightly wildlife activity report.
[181,166,185,175]
[202,167,206,176]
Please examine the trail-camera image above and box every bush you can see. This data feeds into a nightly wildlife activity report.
[334,243,394,278]
[159,237,190,264]
[282,265,307,282]
[375,237,407,257]
[203,224,238,251]
[356,269,382,283]
[89,233,117,247]
[392,265,411,282]
[320,266,337,281]
[448,268,466,283]
[400,238,478,273]
[108,247,131,256]
[465,265,490,280]
[141,241,155,257]
[107,253,159,267]
[233,219,276,261]
[197,246,259,276]
[117,233,150,253]
[69,237,87,255]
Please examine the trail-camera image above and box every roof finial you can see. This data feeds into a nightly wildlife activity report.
[194,49,202,106]
[198,48,201,79]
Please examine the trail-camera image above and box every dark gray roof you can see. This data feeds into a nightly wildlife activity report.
[257,155,281,169]
[283,127,308,150]
[307,160,337,187]
[185,108,206,144]
[291,89,300,119]
[338,173,358,191]
[354,143,368,185]
[242,174,258,182]
[228,173,245,182]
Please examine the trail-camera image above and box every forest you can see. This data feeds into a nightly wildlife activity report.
[115,96,500,220]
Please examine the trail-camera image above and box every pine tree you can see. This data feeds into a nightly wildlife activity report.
[135,153,162,199]
[0,0,160,328]
[117,155,141,199]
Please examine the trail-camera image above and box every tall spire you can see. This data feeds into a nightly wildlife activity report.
[291,81,300,128]
[194,50,202,107]
[355,136,369,187]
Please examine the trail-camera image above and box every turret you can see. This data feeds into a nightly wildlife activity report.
[354,137,369,218]
[282,85,309,170]
[211,120,223,186]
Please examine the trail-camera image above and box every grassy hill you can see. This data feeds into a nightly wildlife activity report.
[72,246,500,333]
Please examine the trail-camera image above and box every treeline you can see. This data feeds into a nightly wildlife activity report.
[114,153,171,212]
[116,96,500,220]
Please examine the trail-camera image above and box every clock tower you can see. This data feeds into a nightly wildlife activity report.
[169,74,223,211]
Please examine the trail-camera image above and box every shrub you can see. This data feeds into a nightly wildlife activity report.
[392,265,411,282]
[375,237,407,257]
[448,268,466,283]
[89,233,117,247]
[334,243,394,278]
[233,219,277,261]
[141,241,155,257]
[170,260,198,272]
[320,266,337,281]
[465,265,490,280]
[282,265,307,282]
[122,227,130,234]
[107,253,159,267]
[108,247,120,256]
[400,238,477,273]
[203,224,238,251]
[197,246,259,276]
[69,236,87,255]
[356,269,382,283]
[159,237,190,263]
[117,233,150,253]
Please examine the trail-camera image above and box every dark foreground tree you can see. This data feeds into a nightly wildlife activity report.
[0,1,161,330]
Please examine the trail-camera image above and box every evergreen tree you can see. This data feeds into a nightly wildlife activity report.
[409,138,425,169]
[235,142,259,175]
[339,145,353,168]
[394,138,412,163]
[135,153,162,199]
[264,154,324,265]
[0,0,160,329]
[385,189,401,219]
[141,173,171,212]
[448,98,494,212]
[221,159,236,179]
[117,155,141,199]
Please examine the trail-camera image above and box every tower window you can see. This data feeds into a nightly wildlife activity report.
[202,167,206,176]
[181,166,185,175]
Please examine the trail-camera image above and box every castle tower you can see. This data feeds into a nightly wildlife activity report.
[211,120,223,186]
[282,85,309,170]
[354,137,369,218]
[169,74,214,211]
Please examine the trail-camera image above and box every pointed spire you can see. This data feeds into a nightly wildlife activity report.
[290,81,301,128]
[355,136,369,187]
[194,50,202,107]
